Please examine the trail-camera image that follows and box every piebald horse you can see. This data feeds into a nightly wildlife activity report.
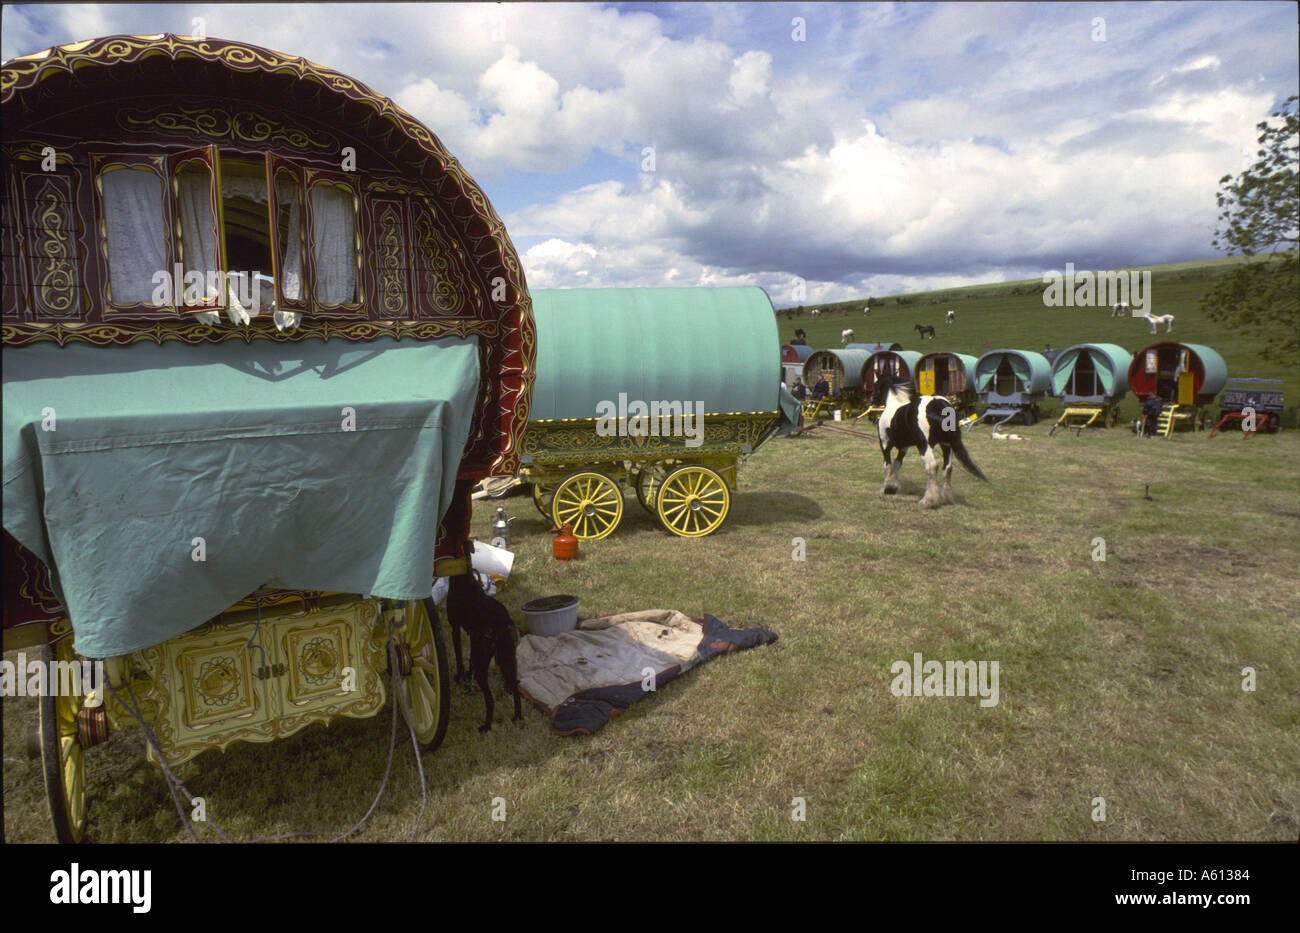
[870,371,989,508]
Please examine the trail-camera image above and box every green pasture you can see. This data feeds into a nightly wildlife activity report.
[779,256,1297,425]
[5,420,1297,841]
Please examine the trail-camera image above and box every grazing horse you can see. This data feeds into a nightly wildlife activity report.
[1143,312,1175,334]
[841,328,855,345]
[945,309,955,324]
[863,305,872,316]
[810,309,821,318]
[914,323,936,339]
[1111,302,1130,317]
[870,371,988,508]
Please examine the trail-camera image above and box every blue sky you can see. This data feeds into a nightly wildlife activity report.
[4,2,1296,304]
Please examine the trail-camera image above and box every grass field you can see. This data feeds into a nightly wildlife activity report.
[4,418,1297,842]
[778,256,1298,425]
[4,258,1296,843]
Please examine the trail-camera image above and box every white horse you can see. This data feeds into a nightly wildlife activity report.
[841,328,855,345]
[863,305,872,316]
[810,308,821,318]
[1143,312,1174,334]
[945,309,955,324]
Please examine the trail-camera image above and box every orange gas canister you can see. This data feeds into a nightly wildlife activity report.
[552,523,579,561]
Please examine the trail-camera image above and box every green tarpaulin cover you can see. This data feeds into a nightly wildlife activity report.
[3,335,479,657]
[529,287,782,421]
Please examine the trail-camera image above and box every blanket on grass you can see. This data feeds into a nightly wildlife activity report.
[516,609,778,735]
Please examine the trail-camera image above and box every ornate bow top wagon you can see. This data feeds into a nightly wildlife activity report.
[1047,343,1134,435]
[780,342,814,387]
[801,347,873,421]
[859,349,923,421]
[971,349,1053,434]
[523,287,800,539]
[2,34,534,841]
[915,351,979,415]
[1126,341,1227,436]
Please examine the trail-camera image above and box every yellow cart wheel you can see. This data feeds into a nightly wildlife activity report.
[551,470,624,540]
[40,637,87,843]
[391,599,450,750]
[655,464,730,538]
[633,470,661,513]
[530,482,554,521]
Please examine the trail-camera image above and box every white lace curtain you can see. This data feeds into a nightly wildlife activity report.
[275,175,303,301]
[177,167,220,301]
[310,183,357,305]
[101,168,166,305]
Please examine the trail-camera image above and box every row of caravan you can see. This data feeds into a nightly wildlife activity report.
[781,340,1228,434]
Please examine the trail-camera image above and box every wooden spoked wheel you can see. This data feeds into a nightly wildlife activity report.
[655,465,730,538]
[633,470,661,513]
[40,637,87,844]
[531,482,554,521]
[392,599,450,750]
[551,471,624,540]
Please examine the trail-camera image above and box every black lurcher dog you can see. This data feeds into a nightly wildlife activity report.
[870,371,988,508]
[914,323,936,339]
[444,539,522,733]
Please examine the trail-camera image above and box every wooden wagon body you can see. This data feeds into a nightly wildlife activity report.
[1,34,534,841]
[522,287,799,539]
[1127,341,1227,435]
[1047,343,1134,435]
[916,351,980,414]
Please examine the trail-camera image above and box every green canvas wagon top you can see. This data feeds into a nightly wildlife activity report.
[529,287,790,422]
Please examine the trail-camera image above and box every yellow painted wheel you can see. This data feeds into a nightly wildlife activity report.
[530,482,554,521]
[40,636,87,844]
[655,465,730,538]
[392,599,450,750]
[633,470,661,513]
[551,470,624,540]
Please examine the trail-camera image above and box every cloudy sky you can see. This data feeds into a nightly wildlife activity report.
[4,2,1297,304]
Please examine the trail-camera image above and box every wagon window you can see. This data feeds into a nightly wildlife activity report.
[100,166,167,306]
[309,181,359,306]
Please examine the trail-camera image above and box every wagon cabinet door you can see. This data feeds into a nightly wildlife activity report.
[168,145,227,312]
[918,361,935,395]
[264,154,310,314]
[303,168,364,314]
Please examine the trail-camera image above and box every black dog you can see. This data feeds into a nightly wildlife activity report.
[914,323,936,339]
[794,328,806,341]
[444,540,522,733]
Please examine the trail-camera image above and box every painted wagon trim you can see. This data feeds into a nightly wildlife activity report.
[1,32,535,478]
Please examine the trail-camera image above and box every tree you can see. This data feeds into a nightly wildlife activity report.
[1200,95,1299,364]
